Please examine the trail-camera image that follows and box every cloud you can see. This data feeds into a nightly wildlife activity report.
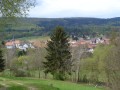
[28,0,120,18]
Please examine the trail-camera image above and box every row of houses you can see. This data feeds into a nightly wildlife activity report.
[5,40,35,51]
[70,37,110,53]
[5,37,110,52]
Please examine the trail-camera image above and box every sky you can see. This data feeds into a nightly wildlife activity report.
[28,0,120,18]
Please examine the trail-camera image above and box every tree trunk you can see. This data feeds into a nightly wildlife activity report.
[38,68,41,78]
[44,73,47,79]
[77,68,80,82]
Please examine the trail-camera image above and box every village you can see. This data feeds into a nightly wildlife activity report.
[5,36,110,53]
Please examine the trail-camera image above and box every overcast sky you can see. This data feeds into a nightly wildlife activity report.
[28,0,120,18]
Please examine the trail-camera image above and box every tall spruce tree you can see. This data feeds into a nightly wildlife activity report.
[0,49,5,72]
[44,26,72,80]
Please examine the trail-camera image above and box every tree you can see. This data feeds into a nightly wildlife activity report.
[44,26,72,80]
[105,37,120,90]
[0,0,36,17]
[17,50,27,57]
[71,45,88,82]
[27,47,46,78]
[0,49,5,72]
[79,44,111,85]
[10,56,30,77]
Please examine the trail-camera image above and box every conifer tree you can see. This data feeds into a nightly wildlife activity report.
[44,26,72,80]
[0,49,5,72]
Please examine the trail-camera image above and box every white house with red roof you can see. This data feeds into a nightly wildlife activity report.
[5,40,21,49]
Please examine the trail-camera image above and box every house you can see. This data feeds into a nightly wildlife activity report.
[88,48,94,53]
[29,43,35,48]
[18,46,27,51]
[5,40,21,49]
[70,39,91,47]
[5,41,15,49]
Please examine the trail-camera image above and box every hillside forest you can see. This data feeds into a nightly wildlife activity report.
[1,17,120,39]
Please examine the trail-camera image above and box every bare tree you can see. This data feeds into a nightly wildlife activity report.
[71,45,88,82]
[28,47,46,78]
[4,48,17,69]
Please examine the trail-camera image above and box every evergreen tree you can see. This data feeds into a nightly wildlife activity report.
[18,50,27,57]
[44,26,72,80]
[0,49,5,72]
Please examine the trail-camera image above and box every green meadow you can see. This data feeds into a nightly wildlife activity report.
[0,77,104,90]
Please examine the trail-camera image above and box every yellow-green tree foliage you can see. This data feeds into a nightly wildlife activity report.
[80,44,112,83]
[0,0,36,17]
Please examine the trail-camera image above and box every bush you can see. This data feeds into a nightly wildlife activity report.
[82,75,88,83]
[2,69,14,77]
[14,69,29,77]
[54,73,66,81]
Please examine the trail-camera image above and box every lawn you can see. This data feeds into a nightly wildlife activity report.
[0,77,105,90]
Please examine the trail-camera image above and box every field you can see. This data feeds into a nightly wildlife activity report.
[0,76,105,90]
[18,36,50,41]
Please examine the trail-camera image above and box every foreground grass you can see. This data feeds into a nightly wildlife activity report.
[7,85,27,90]
[0,77,105,90]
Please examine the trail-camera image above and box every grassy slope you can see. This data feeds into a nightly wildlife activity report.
[0,77,104,90]
[18,36,50,41]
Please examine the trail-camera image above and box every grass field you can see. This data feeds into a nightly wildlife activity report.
[18,36,50,41]
[0,77,105,90]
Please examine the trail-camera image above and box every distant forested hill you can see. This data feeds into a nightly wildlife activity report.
[1,17,120,39]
